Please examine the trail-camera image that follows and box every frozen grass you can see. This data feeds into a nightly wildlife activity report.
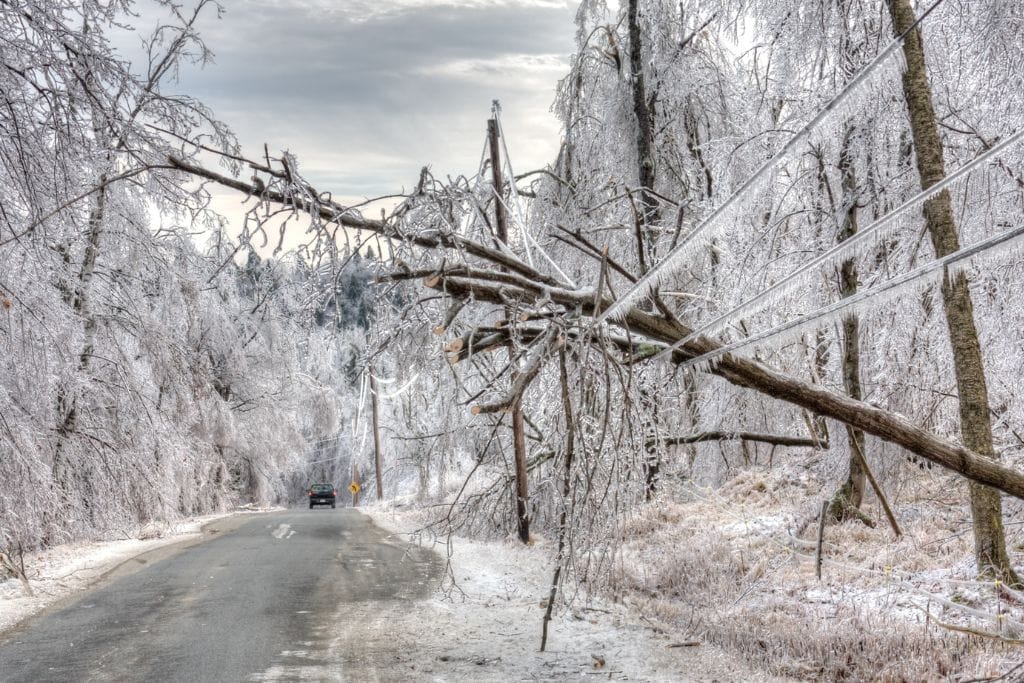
[608,465,1024,681]
[358,504,783,682]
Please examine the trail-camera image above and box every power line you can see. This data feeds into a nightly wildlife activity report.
[676,221,1024,372]
[645,128,1024,365]
[592,0,951,326]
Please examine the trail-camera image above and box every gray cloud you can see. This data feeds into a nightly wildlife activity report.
[152,0,578,200]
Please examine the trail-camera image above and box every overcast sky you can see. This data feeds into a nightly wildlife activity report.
[150,0,579,206]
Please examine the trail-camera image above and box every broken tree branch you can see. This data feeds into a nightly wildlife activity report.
[171,154,1024,502]
[473,326,561,414]
[650,431,827,449]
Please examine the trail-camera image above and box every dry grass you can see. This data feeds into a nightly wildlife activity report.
[387,457,1024,679]
[608,465,1024,681]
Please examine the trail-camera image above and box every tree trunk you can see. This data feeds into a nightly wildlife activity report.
[627,0,658,227]
[53,173,107,507]
[821,127,870,523]
[627,3,666,498]
[837,134,867,512]
[887,0,1018,584]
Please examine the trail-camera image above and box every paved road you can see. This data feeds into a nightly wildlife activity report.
[0,509,441,682]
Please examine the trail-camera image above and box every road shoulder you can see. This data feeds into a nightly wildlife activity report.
[336,504,784,682]
[0,509,270,637]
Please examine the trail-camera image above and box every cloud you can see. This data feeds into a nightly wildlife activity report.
[157,0,576,189]
[284,0,574,23]
[419,53,569,89]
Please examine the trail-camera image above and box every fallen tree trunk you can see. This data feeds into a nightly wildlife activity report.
[431,275,1024,501]
[168,155,1024,501]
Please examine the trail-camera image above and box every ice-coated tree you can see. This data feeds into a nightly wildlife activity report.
[9,0,1024,610]
[718,0,1024,581]
[166,0,1024,593]
[886,0,1019,583]
[0,0,356,549]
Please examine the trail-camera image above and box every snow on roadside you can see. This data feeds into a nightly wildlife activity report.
[358,504,785,682]
[0,506,279,635]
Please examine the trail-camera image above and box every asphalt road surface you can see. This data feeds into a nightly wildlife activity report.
[0,509,442,682]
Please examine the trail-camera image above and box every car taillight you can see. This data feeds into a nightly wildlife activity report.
[307,490,312,496]
[333,488,337,496]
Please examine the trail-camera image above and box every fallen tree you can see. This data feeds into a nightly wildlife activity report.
[164,153,1024,501]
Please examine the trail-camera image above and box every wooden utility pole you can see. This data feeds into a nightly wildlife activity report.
[488,116,530,544]
[369,370,384,501]
[488,119,510,247]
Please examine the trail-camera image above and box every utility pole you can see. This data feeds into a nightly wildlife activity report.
[369,369,384,501]
[488,114,530,544]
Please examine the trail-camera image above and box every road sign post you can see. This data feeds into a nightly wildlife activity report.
[349,471,360,507]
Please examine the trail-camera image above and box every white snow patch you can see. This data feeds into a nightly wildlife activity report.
[332,505,779,682]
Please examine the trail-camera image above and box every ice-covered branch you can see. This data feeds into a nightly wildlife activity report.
[472,327,561,415]
[678,220,1024,372]
[169,154,569,288]
[650,431,827,449]
[413,268,1024,500]
[592,0,950,324]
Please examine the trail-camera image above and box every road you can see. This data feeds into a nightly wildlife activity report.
[0,509,442,682]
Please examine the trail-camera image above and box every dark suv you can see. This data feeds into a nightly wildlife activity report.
[307,483,336,509]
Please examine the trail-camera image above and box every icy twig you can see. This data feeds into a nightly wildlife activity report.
[593,0,950,324]
[676,221,1024,372]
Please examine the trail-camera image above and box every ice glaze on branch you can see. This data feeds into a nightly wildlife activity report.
[167,155,567,288]
[417,273,1024,500]
[170,152,1024,500]
[652,432,826,449]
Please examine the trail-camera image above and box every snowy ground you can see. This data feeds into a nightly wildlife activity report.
[608,465,1024,680]
[10,474,1020,681]
[345,506,781,682]
[348,460,1024,681]
[3,503,778,682]
[0,506,277,636]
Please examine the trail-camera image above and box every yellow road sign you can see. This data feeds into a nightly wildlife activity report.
[348,482,360,494]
